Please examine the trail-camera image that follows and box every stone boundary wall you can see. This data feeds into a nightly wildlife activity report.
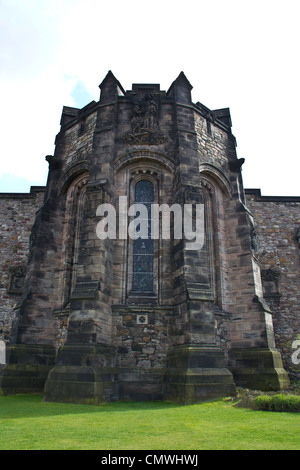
[245,189,300,380]
[0,187,45,343]
[1,185,300,380]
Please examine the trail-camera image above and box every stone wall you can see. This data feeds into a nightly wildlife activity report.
[245,189,300,380]
[62,105,97,168]
[1,185,299,380]
[0,187,45,343]
[195,107,233,171]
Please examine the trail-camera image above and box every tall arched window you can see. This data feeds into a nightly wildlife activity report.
[60,174,88,308]
[132,179,154,294]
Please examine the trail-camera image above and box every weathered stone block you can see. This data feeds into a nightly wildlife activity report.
[229,348,290,390]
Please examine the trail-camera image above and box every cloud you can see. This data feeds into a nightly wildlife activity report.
[0,0,59,80]
[0,0,299,194]
[0,1,84,183]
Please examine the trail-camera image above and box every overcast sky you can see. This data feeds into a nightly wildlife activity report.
[0,0,299,195]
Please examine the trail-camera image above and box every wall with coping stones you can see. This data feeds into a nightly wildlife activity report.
[0,187,45,343]
[1,186,300,379]
[63,109,97,167]
[245,189,300,380]
[195,112,229,171]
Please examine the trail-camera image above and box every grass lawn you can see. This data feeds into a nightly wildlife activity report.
[0,395,299,450]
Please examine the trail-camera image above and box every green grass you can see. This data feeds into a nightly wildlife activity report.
[0,395,299,450]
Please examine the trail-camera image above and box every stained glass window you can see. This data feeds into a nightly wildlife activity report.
[132,180,154,293]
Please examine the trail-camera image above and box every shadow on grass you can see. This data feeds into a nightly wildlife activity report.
[0,394,186,420]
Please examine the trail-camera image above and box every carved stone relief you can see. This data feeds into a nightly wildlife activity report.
[261,267,281,298]
[246,213,259,258]
[123,94,167,145]
[8,265,26,295]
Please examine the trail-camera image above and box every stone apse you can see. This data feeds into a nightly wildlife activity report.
[0,72,289,404]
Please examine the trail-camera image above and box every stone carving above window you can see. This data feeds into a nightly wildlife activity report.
[246,213,259,259]
[7,265,26,295]
[123,95,167,145]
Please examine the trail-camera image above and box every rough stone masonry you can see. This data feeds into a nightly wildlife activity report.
[1,71,298,404]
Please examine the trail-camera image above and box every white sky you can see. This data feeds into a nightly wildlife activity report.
[0,0,299,195]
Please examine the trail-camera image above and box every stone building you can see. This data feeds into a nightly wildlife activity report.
[0,71,299,404]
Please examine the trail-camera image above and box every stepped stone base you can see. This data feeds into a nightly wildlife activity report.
[43,343,119,404]
[1,343,290,404]
[0,344,56,394]
[164,345,236,404]
[229,348,290,391]
[43,342,237,405]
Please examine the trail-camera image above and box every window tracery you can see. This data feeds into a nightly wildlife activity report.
[132,179,154,294]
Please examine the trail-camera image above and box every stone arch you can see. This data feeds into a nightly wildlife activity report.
[199,163,233,199]
[56,161,89,195]
[199,169,233,311]
[113,154,175,305]
[58,172,89,308]
[114,150,176,175]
